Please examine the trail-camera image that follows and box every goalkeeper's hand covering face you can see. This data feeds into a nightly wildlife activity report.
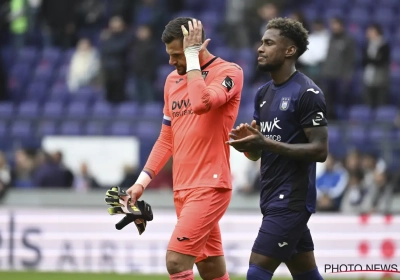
[105,186,153,235]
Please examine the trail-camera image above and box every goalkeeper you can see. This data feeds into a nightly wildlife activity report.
[122,17,243,280]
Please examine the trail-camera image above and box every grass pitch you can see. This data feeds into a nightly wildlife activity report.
[0,271,371,280]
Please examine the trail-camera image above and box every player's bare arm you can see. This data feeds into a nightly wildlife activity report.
[227,125,328,162]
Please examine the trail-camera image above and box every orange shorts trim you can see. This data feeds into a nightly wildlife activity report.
[167,187,232,263]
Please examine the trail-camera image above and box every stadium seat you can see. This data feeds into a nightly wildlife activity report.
[24,82,48,103]
[10,121,33,137]
[348,105,372,122]
[373,8,396,28]
[368,127,394,143]
[42,102,64,119]
[142,102,163,119]
[65,101,89,119]
[32,64,54,84]
[60,121,82,135]
[374,106,398,122]
[16,47,38,66]
[109,121,133,136]
[41,47,61,65]
[323,8,345,19]
[115,102,140,119]
[48,84,70,103]
[136,121,160,139]
[38,121,58,136]
[17,102,39,119]
[0,103,14,120]
[85,121,106,135]
[328,126,341,144]
[91,101,114,119]
[348,8,370,27]
[71,87,100,103]
[0,121,7,136]
[353,0,374,9]
[346,125,367,143]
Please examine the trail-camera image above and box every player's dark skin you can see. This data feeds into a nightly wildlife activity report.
[227,28,328,274]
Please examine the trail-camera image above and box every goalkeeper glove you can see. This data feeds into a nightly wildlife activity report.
[105,186,153,235]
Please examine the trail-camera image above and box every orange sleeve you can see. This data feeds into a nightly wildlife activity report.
[143,78,173,176]
[187,64,243,115]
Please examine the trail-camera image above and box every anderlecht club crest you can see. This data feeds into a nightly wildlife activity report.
[280,97,290,111]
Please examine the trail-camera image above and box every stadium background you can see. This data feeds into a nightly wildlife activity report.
[0,0,400,279]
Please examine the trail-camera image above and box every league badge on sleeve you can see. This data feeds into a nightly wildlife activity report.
[279,97,291,111]
[222,76,234,92]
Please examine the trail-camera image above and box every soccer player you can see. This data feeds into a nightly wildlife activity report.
[126,18,243,280]
[227,18,328,280]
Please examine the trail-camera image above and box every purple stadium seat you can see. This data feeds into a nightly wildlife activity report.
[42,102,64,118]
[62,49,75,64]
[17,102,39,118]
[213,47,235,63]
[368,127,393,143]
[60,121,82,135]
[374,106,398,122]
[33,65,53,84]
[70,87,98,103]
[66,102,88,118]
[380,0,399,8]
[323,8,345,19]
[16,47,38,66]
[156,65,173,91]
[0,121,7,136]
[91,102,113,118]
[373,9,395,27]
[56,64,69,81]
[325,0,349,9]
[110,121,132,136]
[11,121,32,137]
[48,84,70,103]
[24,82,48,103]
[328,126,341,143]
[38,121,57,136]
[115,102,139,119]
[353,0,373,9]
[136,122,160,139]
[41,48,61,65]
[349,105,372,122]
[85,121,106,135]
[392,47,400,64]
[347,126,366,143]
[0,103,14,119]
[142,102,163,118]
[348,8,370,27]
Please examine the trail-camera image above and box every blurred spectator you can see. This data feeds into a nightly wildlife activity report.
[0,151,11,201]
[340,169,366,213]
[344,149,362,174]
[298,19,329,85]
[9,0,28,49]
[76,0,106,40]
[322,17,356,119]
[26,0,41,34]
[361,152,386,189]
[110,0,135,26]
[244,2,279,48]
[224,0,249,49]
[67,38,101,92]
[100,16,132,103]
[40,0,79,49]
[32,150,73,188]
[73,162,101,192]
[132,25,158,103]
[119,164,141,189]
[362,23,391,108]
[316,154,349,212]
[11,148,36,188]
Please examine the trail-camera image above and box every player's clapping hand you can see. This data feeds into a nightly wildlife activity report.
[181,19,210,52]
[226,122,266,152]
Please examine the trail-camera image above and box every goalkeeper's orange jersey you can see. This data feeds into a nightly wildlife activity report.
[144,56,243,191]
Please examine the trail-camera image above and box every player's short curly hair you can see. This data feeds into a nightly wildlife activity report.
[266,17,309,58]
[161,17,206,44]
